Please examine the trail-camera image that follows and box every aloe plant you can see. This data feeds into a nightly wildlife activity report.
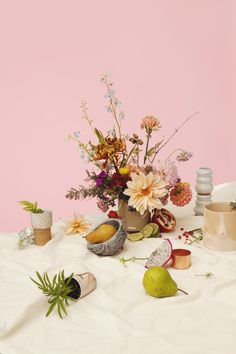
[30,270,78,319]
[18,200,44,213]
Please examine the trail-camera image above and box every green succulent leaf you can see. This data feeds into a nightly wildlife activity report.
[18,200,44,213]
[46,301,57,317]
[30,270,76,319]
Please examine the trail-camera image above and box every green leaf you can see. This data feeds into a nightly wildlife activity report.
[31,269,76,318]
[46,301,57,317]
[59,300,68,316]
[52,274,57,289]
[146,146,156,157]
[61,270,65,283]
[65,273,74,287]
[94,128,105,144]
[18,200,43,213]
[30,277,44,289]
[36,271,45,286]
[44,273,52,288]
[57,302,63,319]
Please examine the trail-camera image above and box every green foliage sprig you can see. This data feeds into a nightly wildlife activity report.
[195,272,214,278]
[18,200,44,213]
[30,270,76,319]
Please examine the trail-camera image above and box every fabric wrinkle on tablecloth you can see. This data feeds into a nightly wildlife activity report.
[0,182,236,354]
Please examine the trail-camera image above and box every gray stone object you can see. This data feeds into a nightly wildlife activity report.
[87,219,127,256]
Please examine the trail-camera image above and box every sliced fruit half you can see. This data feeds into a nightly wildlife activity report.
[145,239,173,268]
[127,232,144,242]
[152,208,176,233]
[141,225,154,238]
[146,223,160,238]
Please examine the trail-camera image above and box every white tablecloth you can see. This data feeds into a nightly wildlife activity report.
[0,183,236,354]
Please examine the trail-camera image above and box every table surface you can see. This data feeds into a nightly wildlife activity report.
[0,182,236,354]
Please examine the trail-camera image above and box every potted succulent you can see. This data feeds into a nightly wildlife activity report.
[30,270,96,318]
[18,200,52,246]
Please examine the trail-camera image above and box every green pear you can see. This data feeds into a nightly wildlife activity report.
[143,266,178,298]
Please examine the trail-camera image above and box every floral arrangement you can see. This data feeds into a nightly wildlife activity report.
[66,74,198,217]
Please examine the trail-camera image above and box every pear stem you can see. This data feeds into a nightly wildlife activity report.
[177,288,188,295]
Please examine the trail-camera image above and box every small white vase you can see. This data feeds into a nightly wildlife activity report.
[195,167,213,195]
[194,168,213,216]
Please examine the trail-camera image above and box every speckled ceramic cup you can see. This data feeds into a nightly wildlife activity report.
[203,202,236,251]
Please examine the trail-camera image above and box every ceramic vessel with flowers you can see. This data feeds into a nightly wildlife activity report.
[66,74,198,231]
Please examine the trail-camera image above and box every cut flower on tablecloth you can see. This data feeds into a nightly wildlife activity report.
[63,213,91,235]
[66,74,198,216]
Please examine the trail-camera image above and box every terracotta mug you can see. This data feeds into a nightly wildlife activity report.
[202,202,236,251]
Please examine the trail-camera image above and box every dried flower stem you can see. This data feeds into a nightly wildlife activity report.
[110,98,122,138]
[144,131,151,164]
[165,148,186,162]
[194,272,214,278]
[119,256,148,266]
[150,111,200,163]
[125,143,138,165]
[103,78,122,139]
[177,288,188,295]
[81,101,94,131]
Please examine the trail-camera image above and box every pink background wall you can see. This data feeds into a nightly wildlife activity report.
[0,0,235,232]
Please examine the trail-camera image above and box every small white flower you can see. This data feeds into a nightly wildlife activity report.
[74,131,80,138]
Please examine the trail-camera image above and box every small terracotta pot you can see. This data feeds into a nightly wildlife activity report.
[31,210,52,246]
[118,199,150,232]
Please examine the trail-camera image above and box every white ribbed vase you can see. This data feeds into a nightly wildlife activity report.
[194,168,213,216]
[31,210,52,229]
[195,167,213,195]
[31,210,52,246]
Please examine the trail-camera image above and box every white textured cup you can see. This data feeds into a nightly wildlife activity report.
[31,210,53,229]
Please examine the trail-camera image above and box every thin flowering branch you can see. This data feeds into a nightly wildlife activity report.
[125,143,139,165]
[165,148,193,163]
[81,101,94,131]
[67,134,102,170]
[17,228,35,249]
[150,111,200,163]
[101,74,123,139]
[144,130,152,164]
[176,150,193,162]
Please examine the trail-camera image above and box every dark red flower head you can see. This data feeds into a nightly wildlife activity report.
[108,210,120,219]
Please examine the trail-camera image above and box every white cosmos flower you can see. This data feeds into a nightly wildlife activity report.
[63,214,91,236]
[123,172,168,215]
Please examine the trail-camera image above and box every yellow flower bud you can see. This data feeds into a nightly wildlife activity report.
[119,167,130,175]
